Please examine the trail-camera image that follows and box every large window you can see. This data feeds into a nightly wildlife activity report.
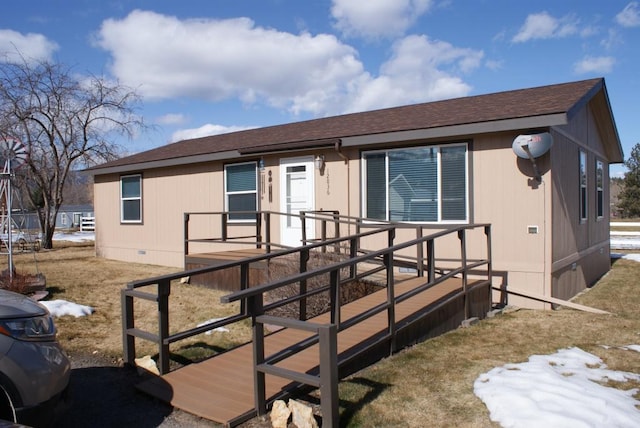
[363,144,468,223]
[225,162,258,221]
[596,160,604,220]
[579,151,587,222]
[121,174,142,223]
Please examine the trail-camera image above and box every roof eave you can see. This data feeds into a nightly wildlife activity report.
[85,150,241,176]
[341,114,568,147]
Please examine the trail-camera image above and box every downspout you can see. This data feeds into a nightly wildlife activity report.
[334,140,351,226]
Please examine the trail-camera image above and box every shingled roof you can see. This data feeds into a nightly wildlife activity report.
[88,77,622,174]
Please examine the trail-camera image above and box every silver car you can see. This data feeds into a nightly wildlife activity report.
[0,289,70,426]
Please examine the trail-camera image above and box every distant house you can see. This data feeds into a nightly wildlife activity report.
[87,78,623,309]
[16,204,94,231]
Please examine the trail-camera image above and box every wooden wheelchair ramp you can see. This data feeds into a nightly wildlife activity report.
[137,276,479,426]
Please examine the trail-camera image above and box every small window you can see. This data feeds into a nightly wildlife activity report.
[61,213,68,227]
[596,160,604,220]
[579,151,587,223]
[225,162,258,221]
[121,174,142,223]
[362,144,468,223]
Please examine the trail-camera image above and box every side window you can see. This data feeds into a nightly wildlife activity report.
[225,162,258,221]
[121,174,142,223]
[579,151,587,223]
[596,160,604,220]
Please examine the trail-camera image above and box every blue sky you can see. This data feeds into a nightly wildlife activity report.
[1,1,638,176]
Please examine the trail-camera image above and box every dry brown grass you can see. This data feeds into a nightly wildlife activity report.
[337,257,640,427]
[3,242,252,363]
[4,243,639,427]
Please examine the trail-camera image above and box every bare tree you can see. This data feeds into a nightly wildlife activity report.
[0,57,143,248]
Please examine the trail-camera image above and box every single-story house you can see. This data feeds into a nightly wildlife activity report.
[87,78,623,309]
[14,204,94,231]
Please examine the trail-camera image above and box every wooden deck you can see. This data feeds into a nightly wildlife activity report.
[137,275,479,426]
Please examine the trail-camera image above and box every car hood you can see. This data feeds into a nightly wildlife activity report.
[0,289,48,318]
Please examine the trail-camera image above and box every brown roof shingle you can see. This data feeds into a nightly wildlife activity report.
[89,78,615,172]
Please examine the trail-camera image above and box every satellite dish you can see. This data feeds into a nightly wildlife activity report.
[512,132,553,159]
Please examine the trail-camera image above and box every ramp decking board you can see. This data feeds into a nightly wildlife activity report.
[137,275,473,425]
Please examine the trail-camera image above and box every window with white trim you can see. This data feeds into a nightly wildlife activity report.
[363,144,468,223]
[225,162,258,221]
[596,160,604,220]
[579,150,587,222]
[120,174,142,223]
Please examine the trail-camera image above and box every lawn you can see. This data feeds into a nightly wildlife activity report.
[4,242,639,427]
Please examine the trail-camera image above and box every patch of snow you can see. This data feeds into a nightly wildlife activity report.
[53,231,95,242]
[197,318,230,334]
[474,347,640,427]
[41,300,94,317]
[622,345,640,353]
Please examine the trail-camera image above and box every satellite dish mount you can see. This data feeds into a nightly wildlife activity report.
[512,132,553,182]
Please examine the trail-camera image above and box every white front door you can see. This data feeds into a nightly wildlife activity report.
[280,157,315,247]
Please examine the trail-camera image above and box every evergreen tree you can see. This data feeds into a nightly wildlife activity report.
[619,143,640,218]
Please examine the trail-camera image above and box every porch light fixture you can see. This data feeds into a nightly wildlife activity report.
[314,155,325,170]
[258,157,265,171]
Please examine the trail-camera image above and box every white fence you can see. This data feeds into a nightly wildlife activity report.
[80,216,95,232]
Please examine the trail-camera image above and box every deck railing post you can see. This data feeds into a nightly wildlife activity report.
[299,248,309,320]
[240,262,250,316]
[458,229,469,319]
[184,213,190,265]
[386,227,396,355]
[349,237,357,279]
[256,212,262,249]
[121,289,135,366]
[319,324,339,428]
[333,211,340,253]
[250,294,267,416]
[329,269,340,327]
[427,239,435,283]
[321,218,327,253]
[265,212,271,254]
[485,225,493,308]
[301,212,307,246]
[222,213,228,242]
[416,226,424,277]
[158,279,171,375]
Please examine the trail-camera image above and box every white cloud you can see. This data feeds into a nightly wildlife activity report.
[573,55,615,74]
[331,0,433,39]
[616,2,640,27]
[171,123,256,142]
[94,10,481,118]
[156,113,187,126]
[94,10,364,112]
[0,29,58,63]
[342,35,482,113]
[512,12,579,43]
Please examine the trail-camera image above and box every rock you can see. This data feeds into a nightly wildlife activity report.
[270,400,290,428]
[461,317,479,328]
[134,355,159,375]
[288,399,318,428]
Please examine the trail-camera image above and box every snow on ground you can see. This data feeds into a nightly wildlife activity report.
[52,231,95,242]
[474,347,640,427]
[41,299,94,317]
[197,318,230,334]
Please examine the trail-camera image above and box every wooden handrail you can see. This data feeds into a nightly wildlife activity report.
[123,210,492,427]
